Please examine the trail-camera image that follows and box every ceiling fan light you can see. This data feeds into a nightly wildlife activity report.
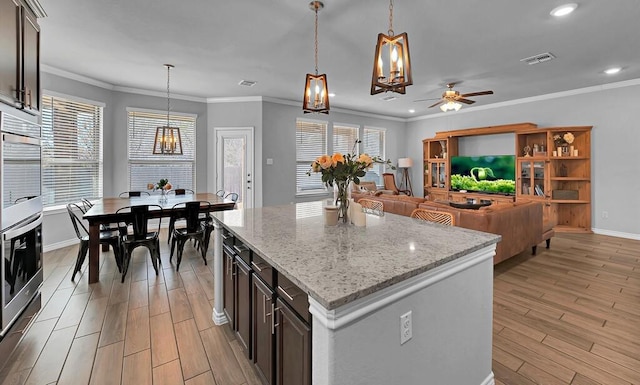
[440,101,462,112]
[550,3,578,17]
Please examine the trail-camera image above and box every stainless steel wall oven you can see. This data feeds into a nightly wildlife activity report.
[0,111,42,347]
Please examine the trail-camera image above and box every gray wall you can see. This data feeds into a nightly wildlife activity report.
[262,101,407,206]
[406,83,640,237]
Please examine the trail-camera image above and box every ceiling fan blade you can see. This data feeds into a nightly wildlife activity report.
[457,98,476,105]
[428,100,445,108]
[459,90,494,97]
[413,98,440,102]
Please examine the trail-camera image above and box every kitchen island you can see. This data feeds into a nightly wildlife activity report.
[212,201,500,385]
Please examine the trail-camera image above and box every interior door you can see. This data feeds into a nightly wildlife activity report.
[214,128,254,209]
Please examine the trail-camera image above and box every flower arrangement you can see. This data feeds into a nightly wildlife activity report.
[307,140,394,222]
[553,132,574,147]
[147,178,172,191]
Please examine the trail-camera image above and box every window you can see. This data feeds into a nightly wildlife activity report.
[332,124,359,155]
[127,109,196,191]
[362,127,387,185]
[41,94,103,207]
[296,119,327,194]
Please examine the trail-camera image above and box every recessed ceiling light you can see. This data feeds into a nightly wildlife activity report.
[550,3,578,17]
[604,67,622,75]
[408,109,415,113]
[329,93,336,97]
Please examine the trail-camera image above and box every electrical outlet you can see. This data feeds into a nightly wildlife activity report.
[400,311,412,345]
[602,211,608,219]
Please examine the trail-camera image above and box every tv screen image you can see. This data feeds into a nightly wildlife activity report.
[450,155,516,195]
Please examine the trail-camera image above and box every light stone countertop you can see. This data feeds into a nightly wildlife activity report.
[213,201,500,310]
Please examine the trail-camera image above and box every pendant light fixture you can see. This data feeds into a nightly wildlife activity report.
[302,1,330,114]
[153,64,183,155]
[370,0,413,95]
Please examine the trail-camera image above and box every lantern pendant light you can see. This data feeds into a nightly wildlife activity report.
[153,64,183,155]
[370,0,413,95]
[302,1,330,114]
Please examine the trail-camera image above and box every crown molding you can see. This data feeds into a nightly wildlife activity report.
[407,77,640,122]
[206,96,264,103]
[112,86,206,103]
[23,0,46,18]
[261,97,406,122]
[42,65,114,90]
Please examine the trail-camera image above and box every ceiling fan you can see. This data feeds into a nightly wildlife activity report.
[415,83,494,111]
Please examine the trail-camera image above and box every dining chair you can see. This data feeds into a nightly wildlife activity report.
[216,189,226,197]
[225,192,239,202]
[119,191,150,198]
[170,188,194,195]
[410,208,455,226]
[358,198,384,216]
[169,201,210,270]
[67,203,123,281]
[116,204,162,282]
[382,173,411,196]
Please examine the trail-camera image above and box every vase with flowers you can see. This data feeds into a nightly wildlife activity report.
[308,140,394,223]
[553,132,574,157]
[147,178,172,203]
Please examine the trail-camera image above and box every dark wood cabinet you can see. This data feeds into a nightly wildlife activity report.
[275,298,311,385]
[0,0,40,113]
[222,246,235,328]
[235,257,252,357]
[0,0,20,108]
[21,5,39,113]
[252,276,275,385]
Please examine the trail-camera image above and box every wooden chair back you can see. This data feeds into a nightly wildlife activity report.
[382,173,410,195]
[358,198,384,216]
[410,208,455,226]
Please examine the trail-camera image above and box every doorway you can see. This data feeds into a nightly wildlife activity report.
[213,127,254,209]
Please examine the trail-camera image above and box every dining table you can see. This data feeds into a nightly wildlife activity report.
[82,192,236,283]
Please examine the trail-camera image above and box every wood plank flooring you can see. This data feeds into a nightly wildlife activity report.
[0,231,638,384]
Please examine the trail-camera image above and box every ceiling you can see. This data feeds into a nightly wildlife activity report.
[38,0,640,119]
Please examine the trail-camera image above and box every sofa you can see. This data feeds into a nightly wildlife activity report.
[351,192,551,265]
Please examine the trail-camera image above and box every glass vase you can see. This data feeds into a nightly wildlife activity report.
[158,188,168,204]
[334,180,350,223]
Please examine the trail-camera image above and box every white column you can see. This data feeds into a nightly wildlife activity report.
[212,221,228,325]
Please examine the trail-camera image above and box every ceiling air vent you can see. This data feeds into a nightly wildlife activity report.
[238,80,257,87]
[520,52,556,65]
[380,95,397,101]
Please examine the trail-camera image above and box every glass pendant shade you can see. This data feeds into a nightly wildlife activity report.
[303,73,329,114]
[153,126,183,155]
[371,32,413,95]
[440,101,462,112]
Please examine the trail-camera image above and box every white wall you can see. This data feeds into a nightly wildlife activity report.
[262,101,407,206]
[406,82,640,237]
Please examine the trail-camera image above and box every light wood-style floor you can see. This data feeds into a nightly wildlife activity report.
[0,232,638,385]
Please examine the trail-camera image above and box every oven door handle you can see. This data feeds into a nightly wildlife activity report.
[3,213,43,240]
[2,132,41,146]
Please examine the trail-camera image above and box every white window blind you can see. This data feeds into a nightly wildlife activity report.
[332,124,359,155]
[362,127,386,185]
[127,110,196,192]
[296,119,327,193]
[41,94,103,207]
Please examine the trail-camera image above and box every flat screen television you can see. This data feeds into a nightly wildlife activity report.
[450,155,516,195]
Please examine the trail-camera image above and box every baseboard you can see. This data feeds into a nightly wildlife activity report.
[592,228,640,241]
[480,372,495,385]
[43,238,78,253]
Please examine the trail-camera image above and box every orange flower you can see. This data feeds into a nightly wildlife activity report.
[357,154,373,168]
[317,154,333,169]
[311,161,322,172]
[147,183,154,190]
[331,153,345,166]
[165,183,172,190]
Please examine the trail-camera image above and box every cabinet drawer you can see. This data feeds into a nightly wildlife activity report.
[233,241,251,265]
[251,254,275,288]
[276,273,310,324]
[221,228,234,248]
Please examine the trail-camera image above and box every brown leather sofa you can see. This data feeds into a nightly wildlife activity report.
[352,192,550,265]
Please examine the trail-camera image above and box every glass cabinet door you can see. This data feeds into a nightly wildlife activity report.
[519,160,546,197]
[429,162,446,188]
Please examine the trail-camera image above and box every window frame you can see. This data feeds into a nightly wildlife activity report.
[361,126,388,187]
[295,117,328,196]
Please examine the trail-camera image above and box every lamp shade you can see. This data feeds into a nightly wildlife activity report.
[398,158,413,168]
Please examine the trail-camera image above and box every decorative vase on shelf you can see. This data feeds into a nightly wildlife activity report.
[334,180,350,223]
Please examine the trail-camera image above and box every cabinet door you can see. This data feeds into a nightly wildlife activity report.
[518,160,547,198]
[276,298,311,385]
[21,5,39,112]
[223,247,235,328]
[236,257,252,357]
[253,276,275,385]
[0,0,20,106]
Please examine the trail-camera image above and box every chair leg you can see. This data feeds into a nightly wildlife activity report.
[199,236,207,265]
[148,245,159,276]
[176,238,187,271]
[546,239,551,249]
[532,245,537,255]
[121,246,132,283]
[108,239,123,273]
[72,241,89,281]
[170,236,177,263]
